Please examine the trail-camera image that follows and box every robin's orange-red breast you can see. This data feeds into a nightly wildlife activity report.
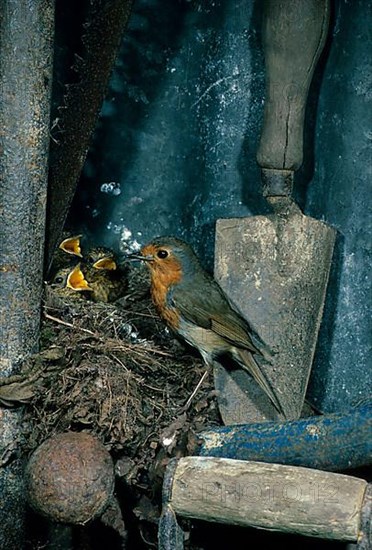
[131,236,283,415]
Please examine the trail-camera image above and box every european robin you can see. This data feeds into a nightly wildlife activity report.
[131,236,283,415]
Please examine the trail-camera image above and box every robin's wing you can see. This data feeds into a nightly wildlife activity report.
[171,277,260,354]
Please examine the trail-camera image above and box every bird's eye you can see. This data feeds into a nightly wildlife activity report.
[157,249,169,259]
[54,276,64,284]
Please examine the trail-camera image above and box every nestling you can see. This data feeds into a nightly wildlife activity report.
[49,264,92,299]
[56,235,128,302]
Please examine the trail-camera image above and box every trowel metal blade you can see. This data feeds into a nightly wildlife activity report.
[213,363,282,424]
[214,212,336,425]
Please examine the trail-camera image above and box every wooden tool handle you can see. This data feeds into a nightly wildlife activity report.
[257,0,330,173]
[168,458,369,543]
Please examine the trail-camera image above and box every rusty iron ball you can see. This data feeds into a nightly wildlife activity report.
[25,432,114,524]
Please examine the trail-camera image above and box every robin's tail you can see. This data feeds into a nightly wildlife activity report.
[233,348,285,418]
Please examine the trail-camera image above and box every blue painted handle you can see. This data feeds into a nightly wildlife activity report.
[198,403,372,471]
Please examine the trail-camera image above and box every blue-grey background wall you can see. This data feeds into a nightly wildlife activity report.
[68,0,371,414]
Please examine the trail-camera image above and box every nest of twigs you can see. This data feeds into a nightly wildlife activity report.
[6,264,221,546]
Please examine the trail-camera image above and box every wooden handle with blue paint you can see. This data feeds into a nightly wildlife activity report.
[198,402,372,471]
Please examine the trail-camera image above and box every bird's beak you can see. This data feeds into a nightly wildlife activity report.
[125,254,154,262]
[67,264,93,291]
[93,257,117,270]
[59,235,83,258]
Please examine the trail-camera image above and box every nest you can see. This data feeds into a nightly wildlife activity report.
[5,264,221,546]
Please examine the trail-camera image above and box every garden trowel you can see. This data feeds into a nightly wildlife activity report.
[214,0,336,424]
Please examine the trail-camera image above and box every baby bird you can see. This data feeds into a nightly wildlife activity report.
[57,234,128,302]
[80,247,128,303]
[58,234,85,259]
[80,264,128,303]
[58,235,116,270]
[84,246,119,272]
[49,264,92,300]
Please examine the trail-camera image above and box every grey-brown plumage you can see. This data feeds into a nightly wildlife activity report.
[136,236,284,416]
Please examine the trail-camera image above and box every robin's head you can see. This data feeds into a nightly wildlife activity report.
[133,237,201,283]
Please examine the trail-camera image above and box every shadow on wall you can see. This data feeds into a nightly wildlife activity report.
[68,0,267,264]
[306,0,372,412]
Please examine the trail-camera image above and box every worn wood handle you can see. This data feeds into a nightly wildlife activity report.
[170,457,368,542]
[257,0,330,171]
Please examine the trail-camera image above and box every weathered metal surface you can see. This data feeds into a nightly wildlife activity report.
[215,209,335,423]
[158,459,184,550]
[0,409,26,550]
[198,401,372,471]
[45,0,134,270]
[306,0,372,415]
[158,505,184,550]
[0,1,54,547]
